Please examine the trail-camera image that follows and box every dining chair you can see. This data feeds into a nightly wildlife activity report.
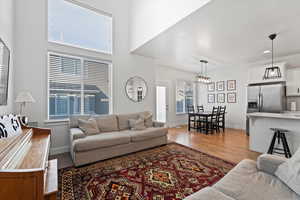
[187,105,198,131]
[197,105,204,113]
[206,106,219,134]
[217,106,226,132]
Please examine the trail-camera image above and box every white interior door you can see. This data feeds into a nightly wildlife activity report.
[156,85,168,123]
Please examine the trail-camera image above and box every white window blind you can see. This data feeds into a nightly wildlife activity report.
[48,53,111,119]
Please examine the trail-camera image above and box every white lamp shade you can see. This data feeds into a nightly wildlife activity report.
[15,92,36,103]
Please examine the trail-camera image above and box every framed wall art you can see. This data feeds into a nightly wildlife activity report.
[227,92,237,103]
[217,93,225,103]
[207,82,215,92]
[216,81,225,91]
[208,94,215,103]
[0,38,10,105]
[227,80,236,91]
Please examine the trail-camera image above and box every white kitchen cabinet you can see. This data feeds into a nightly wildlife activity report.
[286,68,300,96]
[248,62,287,85]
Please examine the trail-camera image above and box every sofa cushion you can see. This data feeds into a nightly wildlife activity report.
[129,118,146,130]
[117,113,139,130]
[69,115,90,128]
[70,128,86,140]
[73,132,131,152]
[185,187,234,200]
[78,118,100,136]
[129,127,168,142]
[275,147,300,195]
[94,115,119,132]
[139,111,153,128]
[213,159,300,200]
[257,154,287,175]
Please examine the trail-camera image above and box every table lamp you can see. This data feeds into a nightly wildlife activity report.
[15,92,35,124]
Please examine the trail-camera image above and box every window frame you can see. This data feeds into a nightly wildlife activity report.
[47,0,113,55]
[47,51,113,120]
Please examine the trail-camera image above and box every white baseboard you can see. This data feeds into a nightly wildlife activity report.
[167,121,188,128]
[50,146,70,155]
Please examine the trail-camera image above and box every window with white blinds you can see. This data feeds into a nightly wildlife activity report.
[48,53,111,119]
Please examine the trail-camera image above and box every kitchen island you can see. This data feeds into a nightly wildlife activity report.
[247,112,300,154]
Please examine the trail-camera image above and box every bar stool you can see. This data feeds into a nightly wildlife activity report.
[267,128,292,158]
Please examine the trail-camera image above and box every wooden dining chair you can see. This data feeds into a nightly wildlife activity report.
[217,106,226,132]
[206,106,219,134]
[196,105,205,131]
[197,105,204,113]
[187,105,198,131]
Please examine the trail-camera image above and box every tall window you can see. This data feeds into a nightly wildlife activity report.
[48,0,112,54]
[48,53,111,119]
[176,80,195,114]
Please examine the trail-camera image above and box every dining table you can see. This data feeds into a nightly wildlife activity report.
[188,111,227,134]
[188,112,215,134]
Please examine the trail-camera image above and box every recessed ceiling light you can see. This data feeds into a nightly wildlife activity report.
[263,50,271,54]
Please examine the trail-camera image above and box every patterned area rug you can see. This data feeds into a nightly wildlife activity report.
[58,143,235,200]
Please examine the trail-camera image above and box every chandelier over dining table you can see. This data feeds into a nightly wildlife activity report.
[196,60,211,84]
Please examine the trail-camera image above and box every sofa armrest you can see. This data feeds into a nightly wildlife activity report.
[257,154,287,175]
[70,128,86,141]
[153,121,165,127]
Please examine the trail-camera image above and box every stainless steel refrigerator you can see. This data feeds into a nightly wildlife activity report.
[246,82,286,135]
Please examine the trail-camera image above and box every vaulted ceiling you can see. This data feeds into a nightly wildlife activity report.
[133,0,300,72]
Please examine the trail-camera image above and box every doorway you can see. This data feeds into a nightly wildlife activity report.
[156,85,168,123]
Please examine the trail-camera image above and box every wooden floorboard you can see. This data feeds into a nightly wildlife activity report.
[168,126,261,164]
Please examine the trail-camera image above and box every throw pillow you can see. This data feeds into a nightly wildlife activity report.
[129,118,146,130]
[78,118,100,136]
[275,147,300,195]
[9,114,22,135]
[140,112,153,128]
[95,115,119,132]
[0,115,19,139]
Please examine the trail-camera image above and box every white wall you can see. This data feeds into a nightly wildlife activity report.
[14,0,156,154]
[155,65,197,127]
[198,66,248,130]
[0,0,15,114]
[130,0,211,51]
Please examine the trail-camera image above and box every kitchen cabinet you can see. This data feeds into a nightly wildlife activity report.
[286,68,300,96]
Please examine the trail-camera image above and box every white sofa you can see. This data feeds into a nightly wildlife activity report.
[185,154,300,200]
[69,111,168,166]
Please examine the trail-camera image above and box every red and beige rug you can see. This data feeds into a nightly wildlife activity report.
[59,143,235,200]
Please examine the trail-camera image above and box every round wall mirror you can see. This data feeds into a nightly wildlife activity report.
[125,76,148,102]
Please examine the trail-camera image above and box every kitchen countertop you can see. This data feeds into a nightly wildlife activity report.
[247,112,300,120]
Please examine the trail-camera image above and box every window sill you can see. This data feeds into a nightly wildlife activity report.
[176,112,188,115]
[44,119,69,125]
[48,41,113,56]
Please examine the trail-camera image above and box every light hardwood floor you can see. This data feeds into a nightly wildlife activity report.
[168,126,261,164]
[52,126,261,169]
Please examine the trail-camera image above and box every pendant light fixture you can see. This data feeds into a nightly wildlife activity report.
[196,60,211,84]
[263,33,282,80]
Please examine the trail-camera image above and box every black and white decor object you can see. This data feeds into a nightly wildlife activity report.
[207,82,215,92]
[217,93,225,103]
[0,38,10,105]
[227,80,236,91]
[208,94,215,103]
[227,93,237,103]
[216,81,225,91]
[0,115,22,139]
